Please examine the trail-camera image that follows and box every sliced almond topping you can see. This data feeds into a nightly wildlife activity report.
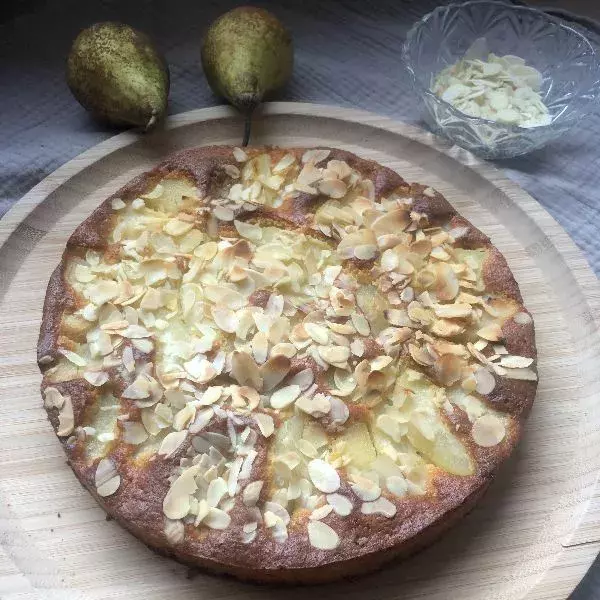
[302,148,330,165]
[513,311,533,325]
[204,507,232,530]
[308,521,339,550]
[361,497,396,518]
[499,355,534,368]
[206,477,228,508]
[83,370,109,387]
[243,480,264,506]
[327,493,353,516]
[122,421,148,445]
[477,323,502,342]
[57,395,75,437]
[231,351,263,390]
[95,457,121,497]
[472,414,506,447]
[305,322,330,345]
[310,505,334,521]
[502,367,538,381]
[386,475,408,497]
[43,387,65,409]
[433,303,472,319]
[474,367,496,395]
[308,459,340,493]
[259,355,290,391]
[318,345,350,365]
[254,413,275,437]
[164,519,185,544]
[270,385,301,410]
[318,178,347,199]
[233,147,248,162]
[163,465,199,519]
[158,431,188,458]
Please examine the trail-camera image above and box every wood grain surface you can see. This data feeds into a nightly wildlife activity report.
[1,103,599,600]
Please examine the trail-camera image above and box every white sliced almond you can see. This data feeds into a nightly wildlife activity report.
[254,413,275,437]
[308,459,340,493]
[472,414,506,447]
[361,497,396,518]
[327,493,353,516]
[270,385,301,410]
[308,521,339,550]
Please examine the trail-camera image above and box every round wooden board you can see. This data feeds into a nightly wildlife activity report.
[1,103,599,600]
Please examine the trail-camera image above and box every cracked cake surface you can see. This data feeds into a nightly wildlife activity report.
[38,146,537,583]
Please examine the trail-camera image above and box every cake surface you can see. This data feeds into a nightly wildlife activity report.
[38,146,537,583]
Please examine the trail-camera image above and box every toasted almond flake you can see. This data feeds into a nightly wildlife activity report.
[257,356,288,392]
[43,387,65,409]
[318,345,350,365]
[56,394,74,437]
[158,431,188,458]
[474,367,496,395]
[433,303,472,319]
[270,385,301,410]
[499,355,534,368]
[163,465,199,519]
[204,507,232,530]
[58,348,87,367]
[122,346,135,372]
[296,393,331,417]
[189,407,214,433]
[361,497,396,518]
[350,338,365,357]
[305,323,330,345]
[477,323,502,342]
[472,414,506,447]
[351,478,382,502]
[473,339,488,352]
[308,459,340,493]
[296,438,318,458]
[164,219,194,236]
[95,458,121,497]
[183,356,217,383]
[310,505,334,520]
[326,493,353,516]
[308,521,339,550]
[119,420,147,444]
[386,475,408,497]
[353,244,378,261]
[270,343,297,358]
[243,480,264,506]
[302,148,330,165]
[233,147,248,162]
[83,370,109,387]
[207,477,228,508]
[111,198,126,210]
[211,307,239,333]
[502,367,538,381]
[513,311,533,325]
[232,351,263,390]
[287,367,315,391]
[251,331,269,364]
[198,386,223,406]
[254,413,275,437]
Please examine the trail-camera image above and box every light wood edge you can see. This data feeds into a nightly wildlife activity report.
[1,102,599,598]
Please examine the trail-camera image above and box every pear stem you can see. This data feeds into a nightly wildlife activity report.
[242,112,252,147]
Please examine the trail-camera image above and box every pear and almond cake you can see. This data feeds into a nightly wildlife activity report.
[38,146,537,583]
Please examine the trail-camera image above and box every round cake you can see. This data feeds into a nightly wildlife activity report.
[37,146,537,583]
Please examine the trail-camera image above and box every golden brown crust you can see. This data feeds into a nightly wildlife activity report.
[38,146,537,583]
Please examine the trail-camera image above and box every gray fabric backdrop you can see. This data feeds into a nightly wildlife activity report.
[1,0,599,597]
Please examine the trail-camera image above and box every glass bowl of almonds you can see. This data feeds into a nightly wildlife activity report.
[402,1,600,159]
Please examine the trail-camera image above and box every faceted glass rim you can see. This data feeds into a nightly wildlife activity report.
[402,0,600,133]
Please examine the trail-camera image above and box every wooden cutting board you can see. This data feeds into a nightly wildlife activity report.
[1,103,599,600]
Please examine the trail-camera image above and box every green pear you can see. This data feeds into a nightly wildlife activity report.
[67,22,169,130]
[201,7,293,144]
